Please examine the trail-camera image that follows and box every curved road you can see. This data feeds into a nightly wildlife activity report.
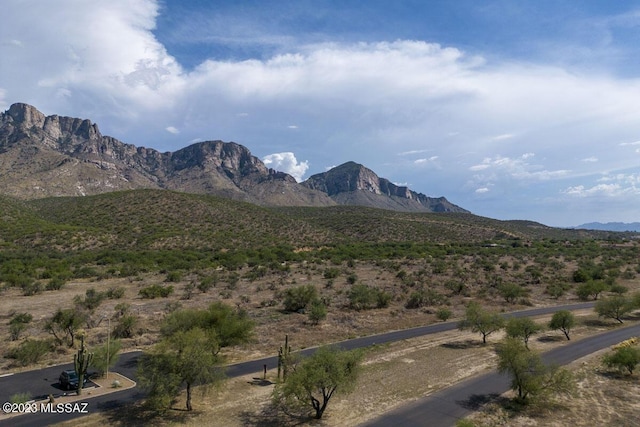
[0,302,601,426]
[362,321,640,427]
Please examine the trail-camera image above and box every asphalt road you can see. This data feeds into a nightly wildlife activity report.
[0,302,597,426]
[362,321,640,427]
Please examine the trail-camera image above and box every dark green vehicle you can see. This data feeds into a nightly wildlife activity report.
[58,369,87,391]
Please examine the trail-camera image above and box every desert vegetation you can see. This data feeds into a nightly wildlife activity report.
[1,189,640,424]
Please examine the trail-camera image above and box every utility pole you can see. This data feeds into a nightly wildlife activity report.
[106,317,110,379]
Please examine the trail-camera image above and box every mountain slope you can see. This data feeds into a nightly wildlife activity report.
[0,103,334,207]
[0,103,464,213]
[302,161,467,213]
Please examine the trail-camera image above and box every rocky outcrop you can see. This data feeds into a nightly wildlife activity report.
[302,161,468,213]
[0,103,467,213]
[0,103,335,205]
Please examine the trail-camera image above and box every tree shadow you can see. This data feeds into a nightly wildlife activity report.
[537,335,565,343]
[102,399,195,426]
[582,318,610,327]
[248,377,274,386]
[441,339,483,350]
[238,403,314,427]
[457,393,501,410]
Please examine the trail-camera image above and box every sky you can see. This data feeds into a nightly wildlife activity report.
[2,0,640,227]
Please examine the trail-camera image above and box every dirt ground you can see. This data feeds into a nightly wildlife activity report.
[1,257,639,426]
[50,310,640,427]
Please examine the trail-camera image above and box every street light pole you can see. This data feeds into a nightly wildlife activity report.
[106,317,110,380]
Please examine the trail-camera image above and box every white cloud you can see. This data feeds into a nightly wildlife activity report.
[475,187,490,194]
[262,152,309,182]
[3,1,640,224]
[287,125,298,129]
[491,133,516,141]
[165,126,179,134]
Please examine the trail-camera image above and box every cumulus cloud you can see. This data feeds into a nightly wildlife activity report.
[165,126,179,134]
[3,0,640,223]
[262,152,309,182]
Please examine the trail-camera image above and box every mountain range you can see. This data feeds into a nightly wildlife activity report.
[575,222,640,232]
[0,103,467,213]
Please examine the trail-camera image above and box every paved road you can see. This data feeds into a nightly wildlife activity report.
[0,302,596,426]
[362,322,640,427]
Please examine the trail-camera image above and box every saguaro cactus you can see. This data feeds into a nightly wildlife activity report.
[277,335,292,381]
[74,335,93,395]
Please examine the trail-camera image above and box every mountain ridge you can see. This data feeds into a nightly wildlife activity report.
[575,222,640,232]
[0,103,466,213]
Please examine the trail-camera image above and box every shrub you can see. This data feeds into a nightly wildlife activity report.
[165,271,183,283]
[106,286,126,299]
[603,345,640,375]
[436,307,453,321]
[10,392,31,404]
[8,339,51,366]
[139,284,174,299]
[113,315,138,338]
[9,312,33,341]
[308,299,327,325]
[46,277,66,291]
[283,285,318,313]
[348,284,390,310]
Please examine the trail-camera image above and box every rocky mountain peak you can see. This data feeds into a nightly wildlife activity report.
[0,103,467,213]
[6,103,46,128]
[302,161,468,213]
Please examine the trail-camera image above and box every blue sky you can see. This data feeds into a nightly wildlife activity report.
[2,0,640,226]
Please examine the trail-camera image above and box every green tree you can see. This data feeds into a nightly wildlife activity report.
[44,308,85,347]
[595,295,635,324]
[499,283,527,304]
[458,301,504,344]
[273,346,362,420]
[160,302,254,351]
[603,345,640,375]
[496,337,574,403]
[576,280,608,301]
[505,317,542,349]
[90,339,122,377]
[548,310,575,340]
[139,302,254,411]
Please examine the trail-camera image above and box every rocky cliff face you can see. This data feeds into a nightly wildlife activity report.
[0,103,334,206]
[0,103,468,213]
[302,161,468,213]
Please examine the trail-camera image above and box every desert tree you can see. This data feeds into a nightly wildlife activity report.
[548,310,575,341]
[44,308,85,347]
[140,328,223,411]
[576,280,608,301]
[505,317,542,349]
[458,301,504,344]
[496,337,574,404]
[499,283,527,304]
[273,346,362,420]
[90,339,122,377]
[594,295,635,324]
[139,302,253,411]
[603,344,640,375]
